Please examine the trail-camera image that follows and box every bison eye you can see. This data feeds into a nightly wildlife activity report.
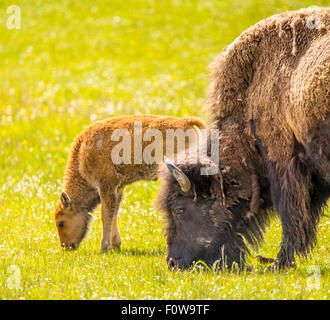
[174,208,185,216]
[58,221,64,228]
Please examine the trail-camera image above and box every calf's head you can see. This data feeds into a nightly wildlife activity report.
[54,192,93,250]
[157,159,248,270]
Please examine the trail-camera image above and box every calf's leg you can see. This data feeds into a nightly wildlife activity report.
[109,187,124,250]
[100,186,118,252]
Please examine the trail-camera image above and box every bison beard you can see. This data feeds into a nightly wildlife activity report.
[157,8,330,270]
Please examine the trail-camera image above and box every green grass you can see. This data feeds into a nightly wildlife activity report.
[0,0,329,300]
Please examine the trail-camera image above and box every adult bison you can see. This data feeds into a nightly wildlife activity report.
[157,8,330,270]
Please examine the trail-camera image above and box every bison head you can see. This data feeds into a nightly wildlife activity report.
[54,192,94,250]
[157,158,252,270]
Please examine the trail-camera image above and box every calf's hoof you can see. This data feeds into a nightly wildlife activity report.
[100,242,121,253]
[100,242,111,253]
[110,243,121,251]
[110,236,121,251]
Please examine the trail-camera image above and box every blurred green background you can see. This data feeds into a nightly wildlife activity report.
[0,0,329,299]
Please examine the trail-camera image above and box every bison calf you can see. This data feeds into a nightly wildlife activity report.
[54,114,206,251]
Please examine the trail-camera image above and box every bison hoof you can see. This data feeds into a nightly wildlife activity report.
[267,262,280,272]
[100,243,121,253]
[266,260,296,272]
[100,242,111,253]
[255,255,276,265]
[110,243,121,251]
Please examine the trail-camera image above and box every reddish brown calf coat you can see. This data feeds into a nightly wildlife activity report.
[54,115,207,251]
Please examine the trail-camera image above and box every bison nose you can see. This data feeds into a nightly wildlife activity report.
[61,242,68,250]
[61,242,77,250]
[167,257,179,270]
[70,243,77,250]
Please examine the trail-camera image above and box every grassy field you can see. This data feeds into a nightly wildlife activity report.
[0,0,329,300]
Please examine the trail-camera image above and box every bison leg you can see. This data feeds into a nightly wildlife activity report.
[109,187,124,250]
[100,186,119,252]
[270,154,320,269]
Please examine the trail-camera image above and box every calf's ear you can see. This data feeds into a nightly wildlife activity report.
[61,192,71,208]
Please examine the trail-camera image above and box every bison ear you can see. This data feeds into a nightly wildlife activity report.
[164,157,191,193]
[61,192,71,208]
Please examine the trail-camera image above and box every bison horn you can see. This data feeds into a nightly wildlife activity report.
[164,157,191,193]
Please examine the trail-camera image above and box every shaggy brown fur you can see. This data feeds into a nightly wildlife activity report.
[54,114,207,251]
[158,8,330,270]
